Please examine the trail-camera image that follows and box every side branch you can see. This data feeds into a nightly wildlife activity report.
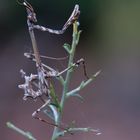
[6,122,37,140]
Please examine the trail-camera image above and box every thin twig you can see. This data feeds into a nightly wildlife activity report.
[6,122,37,140]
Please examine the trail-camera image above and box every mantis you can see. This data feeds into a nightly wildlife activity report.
[18,0,88,130]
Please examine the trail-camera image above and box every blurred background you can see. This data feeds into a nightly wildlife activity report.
[0,0,140,140]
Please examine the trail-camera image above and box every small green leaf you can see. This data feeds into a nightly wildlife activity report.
[92,70,101,78]
[56,76,65,86]
[76,30,82,45]
[49,105,59,122]
[79,81,85,89]
[63,43,71,54]
[50,103,59,109]
[70,93,84,101]
[49,83,61,112]
[43,108,55,121]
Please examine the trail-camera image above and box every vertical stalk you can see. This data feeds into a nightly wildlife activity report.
[51,21,79,140]
[60,21,78,109]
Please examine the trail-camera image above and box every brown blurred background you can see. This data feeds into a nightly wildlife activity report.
[0,0,140,140]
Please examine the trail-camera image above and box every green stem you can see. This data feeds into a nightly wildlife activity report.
[51,21,79,140]
[61,22,78,110]
[7,122,37,140]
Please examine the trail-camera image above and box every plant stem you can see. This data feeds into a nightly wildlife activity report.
[60,21,78,109]
[51,21,79,140]
[6,122,37,140]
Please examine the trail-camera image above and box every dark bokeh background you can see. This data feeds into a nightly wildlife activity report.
[1,0,140,140]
